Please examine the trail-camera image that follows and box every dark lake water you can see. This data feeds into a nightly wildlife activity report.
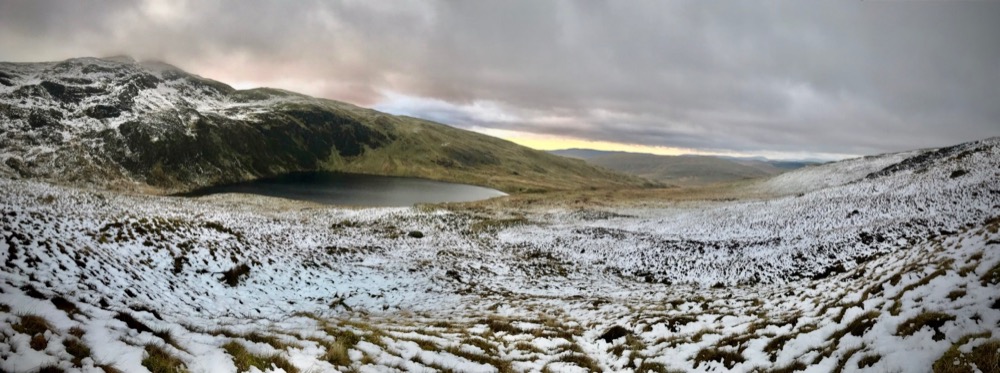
[182,172,507,207]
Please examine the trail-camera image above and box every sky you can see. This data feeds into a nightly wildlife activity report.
[0,1,998,160]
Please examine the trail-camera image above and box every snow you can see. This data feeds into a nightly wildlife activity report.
[2,72,1000,372]
[0,57,319,185]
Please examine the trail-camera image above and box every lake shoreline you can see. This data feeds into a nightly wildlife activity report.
[176,171,507,207]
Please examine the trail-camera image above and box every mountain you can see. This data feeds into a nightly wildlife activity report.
[1,137,997,372]
[0,57,651,193]
[717,155,820,171]
[550,148,813,186]
[547,148,630,160]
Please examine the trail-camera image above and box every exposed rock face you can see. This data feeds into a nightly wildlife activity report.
[0,57,648,193]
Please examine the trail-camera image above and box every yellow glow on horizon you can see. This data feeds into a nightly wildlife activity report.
[508,137,689,155]
[475,128,724,157]
[472,127,857,161]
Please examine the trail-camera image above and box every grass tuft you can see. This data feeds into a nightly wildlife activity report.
[221,263,251,286]
[173,256,186,274]
[857,354,881,369]
[890,268,947,315]
[68,326,86,338]
[470,217,528,233]
[243,332,290,350]
[64,338,92,366]
[769,361,807,373]
[482,316,524,335]
[981,261,1000,286]
[13,314,52,336]
[829,311,879,342]
[30,334,48,350]
[556,352,602,372]
[896,312,955,340]
[206,328,293,350]
[97,364,124,373]
[114,312,154,334]
[635,360,677,373]
[320,341,351,367]
[142,344,187,373]
[36,366,65,373]
[933,338,999,373]
[461,337,498,355]
[831,346,863,373]
[444,345,516,373]
[693,348,745,369]
[51,296,80,315]
[222,341,298,373]
[321,326,364,366]
[513,341,545,354]
[764,334,793,360]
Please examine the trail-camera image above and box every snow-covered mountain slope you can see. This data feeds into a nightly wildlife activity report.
[1,137,998,372]
[0,57,646,193]
[500,137,1000,285]
[749,149,923,196]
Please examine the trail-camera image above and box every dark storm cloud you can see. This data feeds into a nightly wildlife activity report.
[1,0,998,157]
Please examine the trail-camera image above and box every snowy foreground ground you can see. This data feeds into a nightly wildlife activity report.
[1,138,999,372]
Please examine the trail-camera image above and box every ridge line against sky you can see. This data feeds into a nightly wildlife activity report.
[1,0,998,161]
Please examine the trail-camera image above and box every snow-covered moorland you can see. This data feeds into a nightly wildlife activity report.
[1,137,999,372]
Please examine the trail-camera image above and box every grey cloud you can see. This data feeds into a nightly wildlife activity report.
[1,0,997,157]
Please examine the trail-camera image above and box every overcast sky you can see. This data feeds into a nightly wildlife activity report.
[1,1,997,159]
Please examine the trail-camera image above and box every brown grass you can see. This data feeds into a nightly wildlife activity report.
[321,326,362,367]
[482,316,525,335]
[831,346,864,373]
[142,344,187,373]
[635,360,679,373]
[444,345,515,373]
[64,338,92,366]
[896,312,955,338]
[30,334,48,350]
[555,353,602,372]
[890,268,947,315]
[13,314,52,336]
[222,341,298,373]
[857,354,881,369]
[693,348,745,369]
[51,296,80,316]
[221,263,251,286]
[114,312,154,334]
[205,328,292,350]
[931,333,997,373]
[981,261,1000,286]
[435,178,772,213]
[829,311,880,342]
[764,334,794,360]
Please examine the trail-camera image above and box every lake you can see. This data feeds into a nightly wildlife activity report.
[181,172,507,207]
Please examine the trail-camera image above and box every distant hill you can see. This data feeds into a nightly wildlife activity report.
[716,156,820,171]
[550,148,815,186]
[547,148,632,160]
[0,57,652,193]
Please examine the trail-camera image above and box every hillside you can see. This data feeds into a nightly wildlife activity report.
[550,149,803,186]
[1,137,998,372]
[0,57,649,193]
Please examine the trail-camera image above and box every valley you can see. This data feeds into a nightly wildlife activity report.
[548,150,815,187]
[1,137,998,372]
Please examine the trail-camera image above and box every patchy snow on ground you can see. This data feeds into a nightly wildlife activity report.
[1,137,999,372]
